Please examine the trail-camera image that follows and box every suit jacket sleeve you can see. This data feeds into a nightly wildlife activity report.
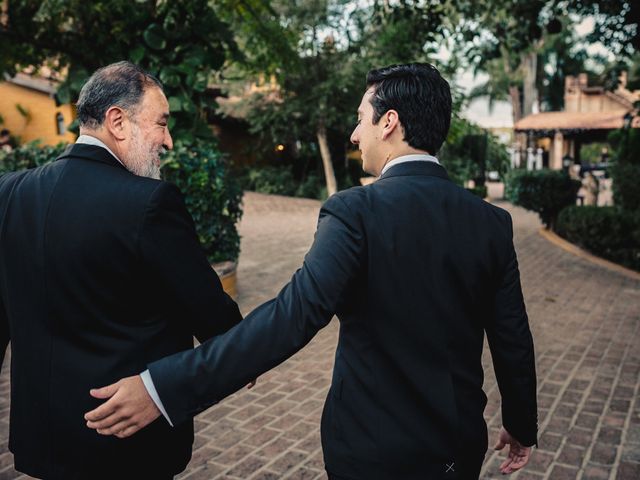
[0,174,11,372]
[139,182,242,343]
[485,212,538,447]
[148,193,364,426]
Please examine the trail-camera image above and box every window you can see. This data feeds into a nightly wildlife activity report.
[56,112,66,135]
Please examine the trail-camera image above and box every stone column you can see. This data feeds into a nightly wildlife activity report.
[551,131,564,170]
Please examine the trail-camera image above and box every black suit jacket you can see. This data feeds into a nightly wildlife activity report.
[0,144,242,479]
[149,161,537,479]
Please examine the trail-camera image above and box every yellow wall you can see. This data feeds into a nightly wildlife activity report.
[0,82,76,146]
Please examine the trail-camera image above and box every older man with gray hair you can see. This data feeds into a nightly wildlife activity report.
[0,61,242,479]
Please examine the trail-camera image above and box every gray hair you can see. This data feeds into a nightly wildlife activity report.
[76,61,163,129]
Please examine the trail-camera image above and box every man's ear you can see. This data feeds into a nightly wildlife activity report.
[104,106,127,141]
[381,110,400,140]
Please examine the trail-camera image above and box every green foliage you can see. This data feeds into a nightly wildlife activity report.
[239,165,326,200]
[161,140,243,264]
[580,142,610,165]
[1,1,238,142]
[241,165,296,196]
[608,127,640,166]
[610,162,640,211]
[0,141,67,175]
[466,185,488,198]
[296,172,326,200]
[608,125,640,210]
[536,17,596,111]
[566,0,639,57]
[440,116,510,185]
[504,169,581,228]
[556,206,640,271]
[219,0,462,195]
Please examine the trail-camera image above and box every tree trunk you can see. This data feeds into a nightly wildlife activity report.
[509,86,523,125]
[522,51,538,117]
[501,47,523,125]
[316,124,337,197]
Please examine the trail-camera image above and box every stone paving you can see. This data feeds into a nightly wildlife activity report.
[0,189,638,479]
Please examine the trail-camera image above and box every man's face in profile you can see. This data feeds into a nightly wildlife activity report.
[124,87,172,180]
[350,88,384,176]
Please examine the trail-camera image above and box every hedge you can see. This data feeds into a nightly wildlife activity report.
[504,169,581,229]
[556,206,640,272]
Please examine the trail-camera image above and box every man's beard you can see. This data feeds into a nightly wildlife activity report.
[124,123,164,180]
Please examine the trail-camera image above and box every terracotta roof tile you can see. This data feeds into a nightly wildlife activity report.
[514,110,640,131]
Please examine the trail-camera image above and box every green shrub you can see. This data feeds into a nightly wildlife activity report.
[161,139,243,264]
[608,126,640,211]
[295,172,324,199]
[556,206,640,271]
[239,165,327,200]
[0,141,67,175]
[504,169,581,229]
[241,165,297,196]
[610,161,640,211]
[466,185,488,198]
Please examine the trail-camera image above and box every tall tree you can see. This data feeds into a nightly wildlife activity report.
[0,0,238,141]
[219,0,369,196]
[220,0,459,195]
[461,0,637,121]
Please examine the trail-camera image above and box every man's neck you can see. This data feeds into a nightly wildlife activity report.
[379,147,431,174]
[77,130,126,167]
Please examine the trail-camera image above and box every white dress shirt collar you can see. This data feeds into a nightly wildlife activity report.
[75,134,125,167]
[380,153,439,177]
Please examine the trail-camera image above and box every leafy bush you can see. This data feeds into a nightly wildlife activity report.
[162,139,243,264]
[296,172,325,199]
[0,141,67,175]
[504,169,581,229]
[466,185,488,198]
[610,162,640,211]
[440,116,510,185]
[556,206,640,271]
[239,165,327,200]
[608,126,640,210]
[240,165,297,196]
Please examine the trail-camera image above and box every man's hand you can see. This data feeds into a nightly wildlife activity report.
[84,375,161,439]
[494,427,532,474]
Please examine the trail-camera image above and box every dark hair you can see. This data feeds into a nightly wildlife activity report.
[366,63,451,154]
[76,61,162,129]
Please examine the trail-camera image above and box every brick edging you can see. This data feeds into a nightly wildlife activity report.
[538,227,640,281]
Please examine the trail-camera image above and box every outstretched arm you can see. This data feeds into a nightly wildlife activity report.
[85,193,364,437]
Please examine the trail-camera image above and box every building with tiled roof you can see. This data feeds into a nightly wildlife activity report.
[514,72,639,170]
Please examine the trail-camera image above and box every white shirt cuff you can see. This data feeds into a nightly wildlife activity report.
[140,369,174,427]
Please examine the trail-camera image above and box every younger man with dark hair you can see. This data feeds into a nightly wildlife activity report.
[88,63,537,479]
